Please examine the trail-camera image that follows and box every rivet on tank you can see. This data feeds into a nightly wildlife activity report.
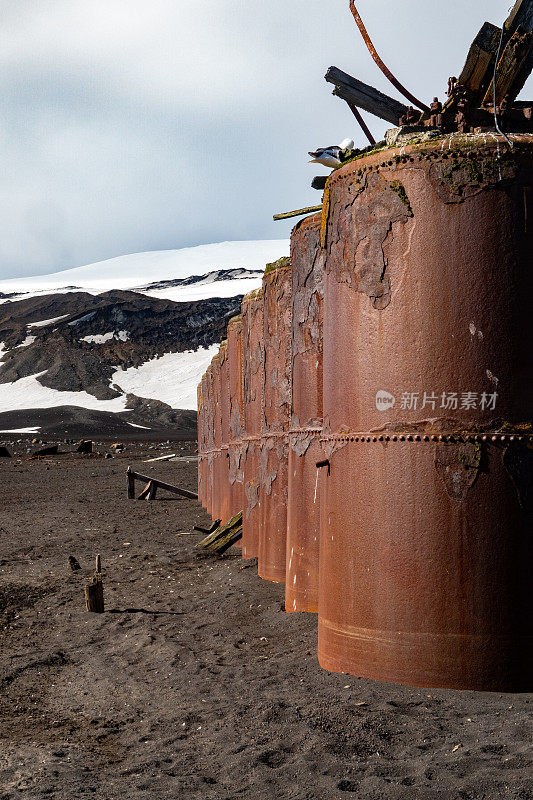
[319,136,533,691]
[259,257,292,583]
[286,214,324,612]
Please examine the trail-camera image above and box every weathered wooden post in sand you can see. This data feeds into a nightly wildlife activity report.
[85,554,104,613]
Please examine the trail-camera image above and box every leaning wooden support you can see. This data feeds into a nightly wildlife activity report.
[483,27,533,105]
[325,67,408,125]
[212,527,242,555]
[452,22,502,104]
[505,0,533,41]
[196,511,242,550]
[126,467,198,500]
[273,205,322,222]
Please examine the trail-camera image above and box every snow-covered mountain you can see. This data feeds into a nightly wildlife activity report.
[0,240,289,302]
[0,241,289,438]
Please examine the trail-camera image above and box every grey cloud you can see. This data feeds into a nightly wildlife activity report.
[1,0,531,278]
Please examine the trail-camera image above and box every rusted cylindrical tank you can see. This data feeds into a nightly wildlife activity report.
[286,214,324,612]
[259,258,292,583]
[204,364,215,517]
[227,316,245,518]
[218,341,231,524]
[197,381,204,507]
[319,136,533,691]
[210,352,222,522]
[242,289,263,559]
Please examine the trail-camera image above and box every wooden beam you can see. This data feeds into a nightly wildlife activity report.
[273,205,322,222]
[454,22,502,103]
[127,469,198,500]
[483,27,533,105]
[325,67,408,125]
[504,0,533,39]
[196,512,242,550]
[213,527,242,555]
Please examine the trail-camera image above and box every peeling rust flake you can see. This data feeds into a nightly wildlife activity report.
[435,441,482,501]
[326,171,414,310]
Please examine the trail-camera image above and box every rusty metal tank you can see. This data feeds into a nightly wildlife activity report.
[286,213,324,612]
[227,316,245,518]
[197,381,204,508]
[210,352,222,521]
[319,135,533,691]
[218,341,231,524]
[203,363,215,517]
[259,258,292,584]
[242,289,263,559]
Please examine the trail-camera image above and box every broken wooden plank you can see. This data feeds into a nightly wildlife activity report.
[483,27,533,105]
[211,527,243,555]
[325,67,408,125]
[454,22,502,103]
[30,444,60,459]
[143,453,177,463]
[273,205,322,222]
[196,511,242,550]
[504,0,533,40]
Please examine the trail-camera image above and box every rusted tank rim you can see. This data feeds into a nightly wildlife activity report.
[327,133,533,181]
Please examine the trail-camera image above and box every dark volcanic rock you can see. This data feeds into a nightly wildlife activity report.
[137,268,263,291]
[0,290,242,401]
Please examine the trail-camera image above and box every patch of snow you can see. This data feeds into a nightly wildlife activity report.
[0,372,129,413]
[127,422,151,429]
[0,241,289,300]
[15,335,37,348]
[81,330,130,344]
[142,276,263,303]
[28,315,69,328]
[0,427,41,434]
[81,332,114,344]
[112,345,219,410]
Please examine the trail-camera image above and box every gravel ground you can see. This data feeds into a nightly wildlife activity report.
[0,443,531,800]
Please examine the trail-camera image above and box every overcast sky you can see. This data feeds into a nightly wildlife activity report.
[1,0,531,279]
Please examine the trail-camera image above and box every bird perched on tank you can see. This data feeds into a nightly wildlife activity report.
[308,138,355,169]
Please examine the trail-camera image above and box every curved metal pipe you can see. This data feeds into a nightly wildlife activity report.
[349,1,430,113]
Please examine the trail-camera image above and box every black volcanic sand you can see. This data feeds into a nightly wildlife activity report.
[0,406,197,441]
[0,445,531,800]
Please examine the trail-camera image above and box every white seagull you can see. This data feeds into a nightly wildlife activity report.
[308,138,355,169]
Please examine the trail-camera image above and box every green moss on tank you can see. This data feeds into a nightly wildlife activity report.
[264,256,291,275]
[389,180,414,216]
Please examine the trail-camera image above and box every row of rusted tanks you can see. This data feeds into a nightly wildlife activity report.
[198,136,533,692]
